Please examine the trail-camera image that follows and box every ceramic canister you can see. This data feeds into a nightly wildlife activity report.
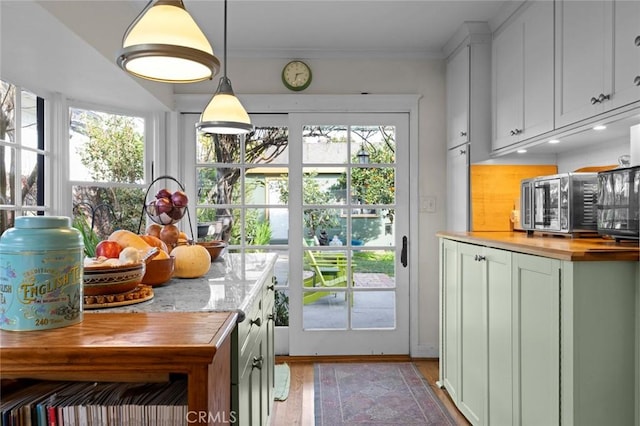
[0,216,84,331]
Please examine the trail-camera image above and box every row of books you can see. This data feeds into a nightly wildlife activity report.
[1,379,187,426]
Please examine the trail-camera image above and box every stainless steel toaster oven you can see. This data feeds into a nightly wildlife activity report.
[520,173,598,234]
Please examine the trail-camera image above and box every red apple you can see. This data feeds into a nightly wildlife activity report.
[171,190,189,207]
[95,240,122,259]
[155,188,172,200]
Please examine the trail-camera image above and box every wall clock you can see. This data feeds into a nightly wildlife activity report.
[282,60,312,91]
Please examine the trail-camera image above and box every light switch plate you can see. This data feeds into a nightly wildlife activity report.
[421,196,436,213]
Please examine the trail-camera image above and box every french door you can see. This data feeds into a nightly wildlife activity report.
[288,113,410,355]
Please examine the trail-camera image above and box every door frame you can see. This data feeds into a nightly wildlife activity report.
[175,94,421,355]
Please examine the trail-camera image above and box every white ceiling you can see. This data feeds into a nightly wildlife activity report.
[1,0,514,111]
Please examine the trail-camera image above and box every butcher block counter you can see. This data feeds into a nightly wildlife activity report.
[437,231,639,261]
[0,252,278,425]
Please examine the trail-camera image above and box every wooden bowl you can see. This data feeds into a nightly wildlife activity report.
[83,263,145,296]
[142,256,175,286]
[197,241,226,262]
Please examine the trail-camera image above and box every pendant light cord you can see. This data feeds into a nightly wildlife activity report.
[223,0,228,78]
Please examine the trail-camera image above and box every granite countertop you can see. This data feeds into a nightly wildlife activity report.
[88,252,278,322]
[437,231,639,261]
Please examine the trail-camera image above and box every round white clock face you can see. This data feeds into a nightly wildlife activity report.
[282,61,312,91]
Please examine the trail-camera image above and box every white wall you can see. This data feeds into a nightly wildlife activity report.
[177,58,448,357]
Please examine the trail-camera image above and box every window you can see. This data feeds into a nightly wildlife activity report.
[195,120,290,249]
[0,80,47,234]
[69,106,147,240]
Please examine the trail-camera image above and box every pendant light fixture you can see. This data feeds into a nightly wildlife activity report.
[196,0,253,135]
[117,0,220,83]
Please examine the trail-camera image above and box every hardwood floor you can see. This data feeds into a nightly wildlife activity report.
[269,358,470,426]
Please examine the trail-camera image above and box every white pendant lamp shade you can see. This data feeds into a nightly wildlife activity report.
[117,0,220,83]
[195,0,252,135]
[197,77,253,135]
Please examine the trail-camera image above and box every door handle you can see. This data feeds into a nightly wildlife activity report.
[401,236,408,268]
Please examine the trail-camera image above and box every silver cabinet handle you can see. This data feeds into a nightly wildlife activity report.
[460,131,467,137]
[635,35,640,47]
[635,76,640,86]
[252,356,264,370]
[591,93,611,104]
[510,129,522,136]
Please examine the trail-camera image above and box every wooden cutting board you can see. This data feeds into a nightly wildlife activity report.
[470,164,558,231]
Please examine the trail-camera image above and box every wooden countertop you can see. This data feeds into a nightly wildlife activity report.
[437,231,639,261]
[0,311,237,379]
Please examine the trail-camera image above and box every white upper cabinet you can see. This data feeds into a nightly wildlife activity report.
[447,46,471,149]
[493,1,554,151]
[444,23,492,161]
[555,0,640,129]
[612,0,640,109]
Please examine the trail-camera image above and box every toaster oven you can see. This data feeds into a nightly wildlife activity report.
[520,173,598,234]
[596,165,640,240]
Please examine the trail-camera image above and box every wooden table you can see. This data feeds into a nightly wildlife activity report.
[1,311,237,424]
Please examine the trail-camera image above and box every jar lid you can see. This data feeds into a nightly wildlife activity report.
[15,216,71,229]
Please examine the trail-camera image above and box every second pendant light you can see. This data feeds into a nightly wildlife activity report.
[196,0,253,135]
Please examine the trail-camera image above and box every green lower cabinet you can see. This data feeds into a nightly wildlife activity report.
[512,253,560,426]
[458,243,486,424]
[439,238,639,426]
[231,271,276,426]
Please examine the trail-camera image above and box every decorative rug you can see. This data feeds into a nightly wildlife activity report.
[274,363,291,401]
[314,362,455,425]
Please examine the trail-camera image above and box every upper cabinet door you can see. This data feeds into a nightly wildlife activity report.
[493,1,554,151]
[555,0,640,129]
[555,0,611,128]
[611,0,640,109]
[447,45,470,149]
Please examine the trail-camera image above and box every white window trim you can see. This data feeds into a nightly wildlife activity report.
[53,97,162,220]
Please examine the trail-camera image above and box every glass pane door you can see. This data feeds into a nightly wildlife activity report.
[289,113,410,355]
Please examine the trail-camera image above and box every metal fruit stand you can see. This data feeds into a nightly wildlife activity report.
[137,175,195,242]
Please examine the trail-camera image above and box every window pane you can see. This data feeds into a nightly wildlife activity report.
[197,166,242,205]
[0,210,15,234]
[303,289,348,329]
[303,208,345,245]
[0,81,15,143]
[197,133,240,164]
[352,167,395,206]
[303,125,348,164]
[72,185,145,238]
[246,127,289,165]
[21,90,38,149]
[352,291,396,329]
[1,146,15,205]
[302,167,346,205]
[20,150,40,206]
[351,210,395,246]
[69,108,145,183]
[349,125,396,165]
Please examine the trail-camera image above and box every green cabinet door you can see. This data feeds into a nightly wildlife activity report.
[458,242,486,425]
[512,253,560,426]
[485,247,513,426]
[439,239,460,403]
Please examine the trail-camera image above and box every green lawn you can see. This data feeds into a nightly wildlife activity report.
[353,251,395,277]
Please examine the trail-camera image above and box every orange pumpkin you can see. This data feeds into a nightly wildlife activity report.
[170,244,211,278]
